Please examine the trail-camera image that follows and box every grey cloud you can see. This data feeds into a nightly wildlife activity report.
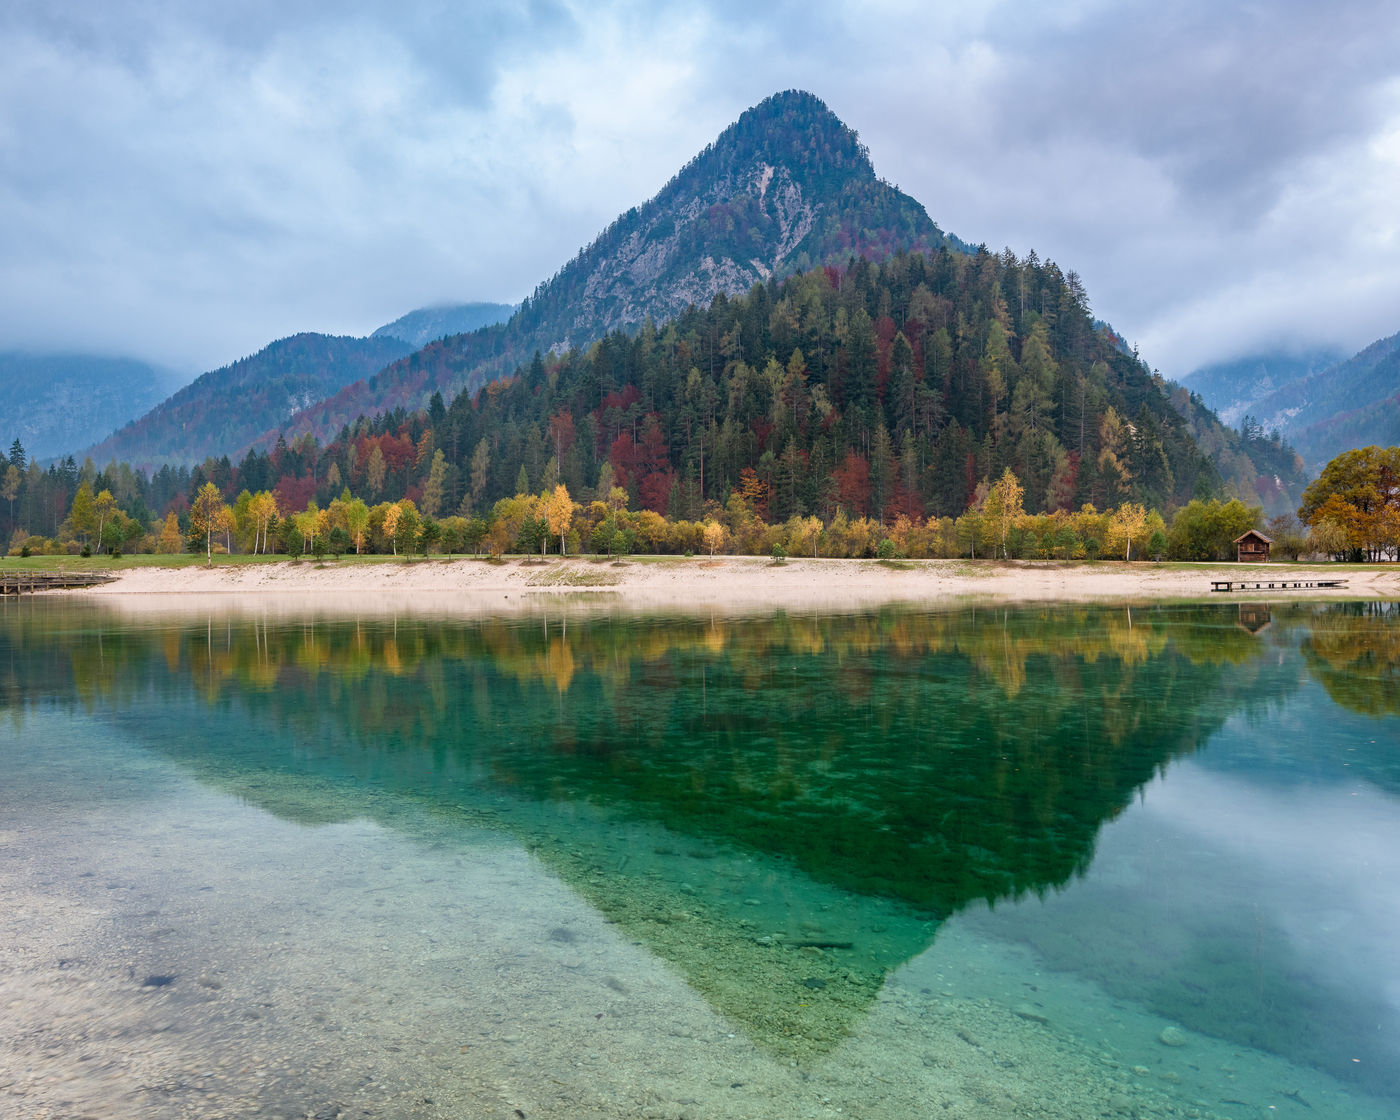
[0,0,1396,383]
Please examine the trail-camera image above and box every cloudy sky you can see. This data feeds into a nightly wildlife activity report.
[2,0,1398,381]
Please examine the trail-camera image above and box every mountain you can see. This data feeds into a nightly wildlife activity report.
[1183,332,1400,471]
[1256,331,1400,469]
[84,333,412,470]
[372,302,515,349]
[0,352,184,462]
[1181,348,1345,429]
[67,89,1304,515]
[264,90,967,448]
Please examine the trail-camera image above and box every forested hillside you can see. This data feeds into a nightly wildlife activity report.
[287,249,1232,521]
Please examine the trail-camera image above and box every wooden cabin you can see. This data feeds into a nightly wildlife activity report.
[1233,529,1272,563]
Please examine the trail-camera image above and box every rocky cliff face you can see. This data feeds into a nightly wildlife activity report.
[518,89,957,353]
[561,160,817,348]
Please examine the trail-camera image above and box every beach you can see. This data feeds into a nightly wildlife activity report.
[67,555,1400,613]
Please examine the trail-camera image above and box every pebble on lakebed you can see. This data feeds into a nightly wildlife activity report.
[1158,1026,1187,1047]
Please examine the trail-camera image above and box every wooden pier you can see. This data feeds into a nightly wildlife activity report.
[1210,578,1348,593]
[0,569,117,595]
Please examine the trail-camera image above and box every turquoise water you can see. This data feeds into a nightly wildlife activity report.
[0,598,1396,1119]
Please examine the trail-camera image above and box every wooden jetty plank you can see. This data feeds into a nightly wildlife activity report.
[0,569,118,594]
[1210,578,1349,593]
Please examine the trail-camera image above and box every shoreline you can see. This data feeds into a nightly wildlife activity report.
[55,555,1400,614]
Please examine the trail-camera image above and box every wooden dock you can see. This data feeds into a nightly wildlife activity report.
[0,569,117,595]
[1210,578,1348,593]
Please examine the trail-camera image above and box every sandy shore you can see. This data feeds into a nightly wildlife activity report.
[67,555,1400,614]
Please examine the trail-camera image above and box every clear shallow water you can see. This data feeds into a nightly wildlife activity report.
[1,598,1397,1119]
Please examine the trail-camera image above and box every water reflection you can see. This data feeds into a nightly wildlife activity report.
[1,598,1396,1075]
[1300,600,1400,717]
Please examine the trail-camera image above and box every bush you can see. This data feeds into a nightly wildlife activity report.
[771,543,787,563]
[20,545,30,558]
[876,538,897,560]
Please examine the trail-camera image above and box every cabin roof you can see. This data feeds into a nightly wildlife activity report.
[1233,530,1273,544]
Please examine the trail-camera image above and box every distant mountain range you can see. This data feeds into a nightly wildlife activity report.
[84,333,413,471]
[1179,349,1346,429]
[1183,331,1400,470]
[0,352,183,461]
[75,304,516,470]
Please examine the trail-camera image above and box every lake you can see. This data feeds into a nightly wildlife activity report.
[1,597,1397,1119]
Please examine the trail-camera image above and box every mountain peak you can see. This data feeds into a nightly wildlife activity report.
[675,89,873,191]
[260,92,965,446]
[506,90,954,354]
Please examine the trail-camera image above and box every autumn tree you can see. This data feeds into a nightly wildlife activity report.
[983,468,1025,559]
[1107,502,1149,560]
[189,481,226,561]
[157,511,184,554]
[381,501,402,555]
[69,482,95,544]
[421,449,448,517]
[248,491,280,554]
[545,483,573,556]
[1298,445,1400,561]
[344,497,369,555]
[92,489,117,553]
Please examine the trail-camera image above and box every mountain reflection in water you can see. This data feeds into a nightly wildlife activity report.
[2,598,1395,1061]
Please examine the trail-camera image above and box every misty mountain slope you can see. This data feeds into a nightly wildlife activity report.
[1183,332,1400,470]
[267,90,966,447]
[85,333,412,470]
[1254,331,1400,468]
[1181,348,1345,429]
[372,303,515,349]
[0,352,184,462]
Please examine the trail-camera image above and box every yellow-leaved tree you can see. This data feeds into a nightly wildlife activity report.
[545,483,573,555]
[157,511,183,554]
[983,468,1025,559]
[189,482,226,561]
[1108,502,1149,560]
